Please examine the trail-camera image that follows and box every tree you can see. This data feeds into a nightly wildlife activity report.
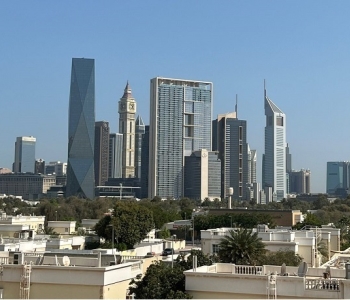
[176,249,219,269]
[218,228,266,265]
[260,250,303,266]
[129,261,192,299]
[94,201,154,249]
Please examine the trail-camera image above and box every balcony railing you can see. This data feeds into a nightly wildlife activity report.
[235,265,263,275]
[305,278,340,291]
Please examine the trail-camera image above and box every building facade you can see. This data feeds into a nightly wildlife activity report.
[118,82,136,178]
[66,58,95,199]
[13,136,36,173]
[140,125,149,199]
[35,159,45,174]
[0,173,56,200]
[289,169,311,194]
[134,115,145,179]
[108,133,123,179]
[45,161,67,176]
[149,77,212,199]
[184,149,221,201]
[215,112,248,200]
[327,161,350,196]
[263,87,286,201]
[94,121,110,186]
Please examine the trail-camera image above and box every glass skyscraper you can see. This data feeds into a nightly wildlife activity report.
[66,58,95,199]
[263,86,286,201]
[108,133,123,179]
[149,77,212,199]
[13,136,36,173]
[134,115,145,179]
[327,162,350,195]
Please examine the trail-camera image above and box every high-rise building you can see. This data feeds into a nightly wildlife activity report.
[35,159,45,174]
[184,149,221,201]
[248,146,257,184]
[13,136,36,173]
[134,115,145,179]
[108,133,123,179]
[215,112,248,200]
[94,121,109,186]
[140,125,149,199]
[289,169,311,194]
[327,162,350,195]
[263,85,286,201]
[149,77,212,199]
[286,143,292,173]
[118,82,136,178]
[66,58,95,199]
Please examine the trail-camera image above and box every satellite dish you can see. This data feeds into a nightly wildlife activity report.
[297,262,308,277]
[62,256,70,267]
[281,263,286,276]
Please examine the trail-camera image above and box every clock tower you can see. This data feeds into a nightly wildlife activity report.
[118,81,136,178]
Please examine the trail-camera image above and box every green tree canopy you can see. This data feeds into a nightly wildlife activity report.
[218,228,266,265]
[260,250,303,266]
[94,201,154,249]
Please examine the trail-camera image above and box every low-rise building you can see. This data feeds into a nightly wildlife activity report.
[184,263,350,299]
[47,221,76,235]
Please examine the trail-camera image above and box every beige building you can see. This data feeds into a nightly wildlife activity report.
[0,256,144,299]
[47,221,76,235]
[184,262,350,299]
[0,214,45,237]
[118,81,136,178]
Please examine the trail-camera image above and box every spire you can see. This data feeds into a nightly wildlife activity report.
[122,80,133,98]
[264,79,266,98]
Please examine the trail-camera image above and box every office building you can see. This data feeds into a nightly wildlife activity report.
[184,149,221,201]
[108,133,123,179]
[286,143,292,172]
[94,121,109,186]
[13,136,36,173]
[118,81,136,178]
[289,169,311,194]
[263,85,286,201]
[140,125,149,199]
[0,173,56,200]
[327,162,350,196]
[66,58,95,199]
[149,77,212,199]
[35,159,45,174]
[134,115,145,179]
[215,112,248,200]
[248,147,257,184]
[45,161,67,176]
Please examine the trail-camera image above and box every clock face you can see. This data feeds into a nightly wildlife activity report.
[120,103,126,110]
[129,103,135,110]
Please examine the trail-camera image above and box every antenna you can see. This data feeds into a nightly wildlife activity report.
[235,94,238,118]
[297,262,308,277]
[62,256,70,267]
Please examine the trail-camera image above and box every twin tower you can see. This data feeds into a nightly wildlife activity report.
[66,58,142,199]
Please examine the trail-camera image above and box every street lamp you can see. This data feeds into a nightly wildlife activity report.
[184,212,187,242]
[229,216,233,228]
[172,234,176,269]
[55,211,57,221]
[119,183,122,200]
[108,224,115,255]
[192,209,195,246]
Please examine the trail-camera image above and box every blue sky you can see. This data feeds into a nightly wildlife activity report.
[1,1,350,193]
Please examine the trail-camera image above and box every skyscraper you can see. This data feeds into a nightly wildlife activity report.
[134,115,145,179]
[263,85,286,201]
[118,82,136,178]
[66,58,95,199]
[140,125,149,199]
[215,112,249,200]
[149,77,212,199]
[35,159,45,174]
[108,133,123,179]
[327,162,350,195]
[286,143,292,173]
[94,121,109,186]
[289,169,311,194]
[13,136,36,173]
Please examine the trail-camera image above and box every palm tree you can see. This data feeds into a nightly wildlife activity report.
[218,228,266,265]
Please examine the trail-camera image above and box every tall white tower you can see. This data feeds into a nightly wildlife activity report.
[263,84,286,201]
[118,81,136,178]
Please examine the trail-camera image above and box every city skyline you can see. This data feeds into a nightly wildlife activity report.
[2,2,350,192]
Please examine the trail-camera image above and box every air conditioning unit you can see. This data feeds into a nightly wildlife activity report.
[13,252,24,265]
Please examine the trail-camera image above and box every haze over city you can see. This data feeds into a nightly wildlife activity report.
[1,1,350,192]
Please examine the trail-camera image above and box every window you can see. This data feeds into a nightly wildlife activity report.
[212,244,220,254]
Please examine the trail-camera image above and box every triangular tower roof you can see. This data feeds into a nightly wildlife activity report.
[135,115,145,126]
[122,80,133,99]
